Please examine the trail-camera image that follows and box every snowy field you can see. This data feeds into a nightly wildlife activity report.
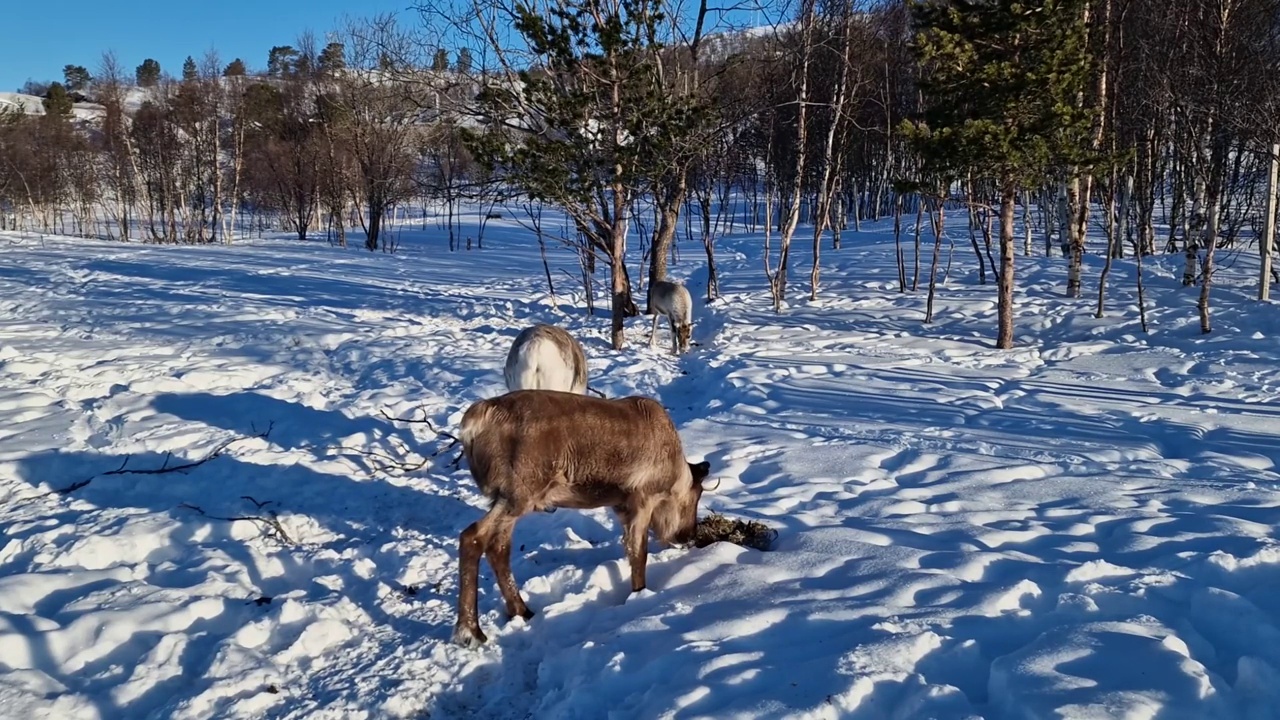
[1,210,1279,720]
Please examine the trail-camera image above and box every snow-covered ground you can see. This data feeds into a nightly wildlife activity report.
[0,92,105,120]
[1,212,1279,720]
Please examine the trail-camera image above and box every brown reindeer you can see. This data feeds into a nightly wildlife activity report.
[452,389,713,648]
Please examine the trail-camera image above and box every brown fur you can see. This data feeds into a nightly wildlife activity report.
[452,389,712,648]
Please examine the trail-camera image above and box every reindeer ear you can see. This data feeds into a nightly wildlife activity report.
[690,460,711,483]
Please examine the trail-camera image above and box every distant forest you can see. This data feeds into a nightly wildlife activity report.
[2,0,1278,349]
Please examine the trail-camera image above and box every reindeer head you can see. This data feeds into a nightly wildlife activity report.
[653,459,713,546]
[675,323,692,354]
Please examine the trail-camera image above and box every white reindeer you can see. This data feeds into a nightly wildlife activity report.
[648,280,693,355]
[503,324,588,395]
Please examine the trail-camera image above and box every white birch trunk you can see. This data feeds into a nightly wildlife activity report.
[1117,174,1132,256]
[1261,142,1279,301]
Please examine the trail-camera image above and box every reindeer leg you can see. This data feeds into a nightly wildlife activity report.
[618,503,655,593]
[453,520,488,647]
[485,515,534,622]
[649,312,660,348]
[668,316,679,356]
[452,504,507,648]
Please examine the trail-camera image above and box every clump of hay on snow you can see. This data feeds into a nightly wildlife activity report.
[693,513,777,551]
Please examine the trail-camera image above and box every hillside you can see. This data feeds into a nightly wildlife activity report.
[0,92,105,121]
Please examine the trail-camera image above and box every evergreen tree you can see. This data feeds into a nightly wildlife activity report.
[223,58,247,77]
[136,58,161,87]
[182,55,198,82]
[62,65,91,92]
[905,0,1095,349]
[318,42,345,74]
[267,46,299,76]
[42,82,74,116]
[432,48,449,72]
[456,47,472,75]
[465,0,703,349]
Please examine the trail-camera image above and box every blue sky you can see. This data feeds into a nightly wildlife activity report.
[1,0,414,91]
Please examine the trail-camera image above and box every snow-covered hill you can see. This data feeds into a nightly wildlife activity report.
[0,92,104,121]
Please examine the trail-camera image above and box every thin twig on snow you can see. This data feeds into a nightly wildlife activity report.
[56,422,274,494]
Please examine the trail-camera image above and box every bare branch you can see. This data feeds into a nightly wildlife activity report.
[180,498,296,545]
[378,407,463,469]
[56,423,274,494]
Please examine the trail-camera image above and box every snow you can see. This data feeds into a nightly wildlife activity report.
[0,86,170,121]
[1,209,1280,719]
[0,92,104,120]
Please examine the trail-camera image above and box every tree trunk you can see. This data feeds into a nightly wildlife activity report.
[912,193,924,291]
[610,218,629,350]
[1057,183,1071,257]
[967,175,987,285]
[210,113,222,244]
[1261,141,1279,301]
[1096,167,1119,318]
[979,200,997,284]
[608,26,632,356]
[925,194,946,323]
[809,206,824,301]
[1183,240,1198,285]
[1135,244,1149,332]
[997,179,1017,349]
[648,176,685,312]
[1198,187,1221,334]
[1066,176,1084,298]
[699,189,719,302]
[769,0,814,312]
[894,193,906,292]
[228,122,244,243]
[366,205,381,251]
[1073,0,1111,282]
[763,175,774,290]
[831,175,844,250]
[118,193,130,242]
[852,182,862,231]
[1116,173,1132,258]
[1135,128,1156,258]
[165,174,177,243]
[1021,190,1032,256]
[1042,188,1055,256]
[814,8,854,276]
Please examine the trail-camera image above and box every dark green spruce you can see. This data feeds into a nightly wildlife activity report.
[903,0,1096,349]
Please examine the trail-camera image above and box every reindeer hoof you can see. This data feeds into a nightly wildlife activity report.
[452,622,487,648]
[627,587,656,603]
[542,506,557,514]
[512,607,535,621]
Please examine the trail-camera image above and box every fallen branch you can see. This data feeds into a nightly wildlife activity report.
[379,408,460,442]
[58,477,94,494]
[379,407,463,469]
[436,440,463,469]
[180,495,295,545]
[57,422,274,495]
[340,435,432,476]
